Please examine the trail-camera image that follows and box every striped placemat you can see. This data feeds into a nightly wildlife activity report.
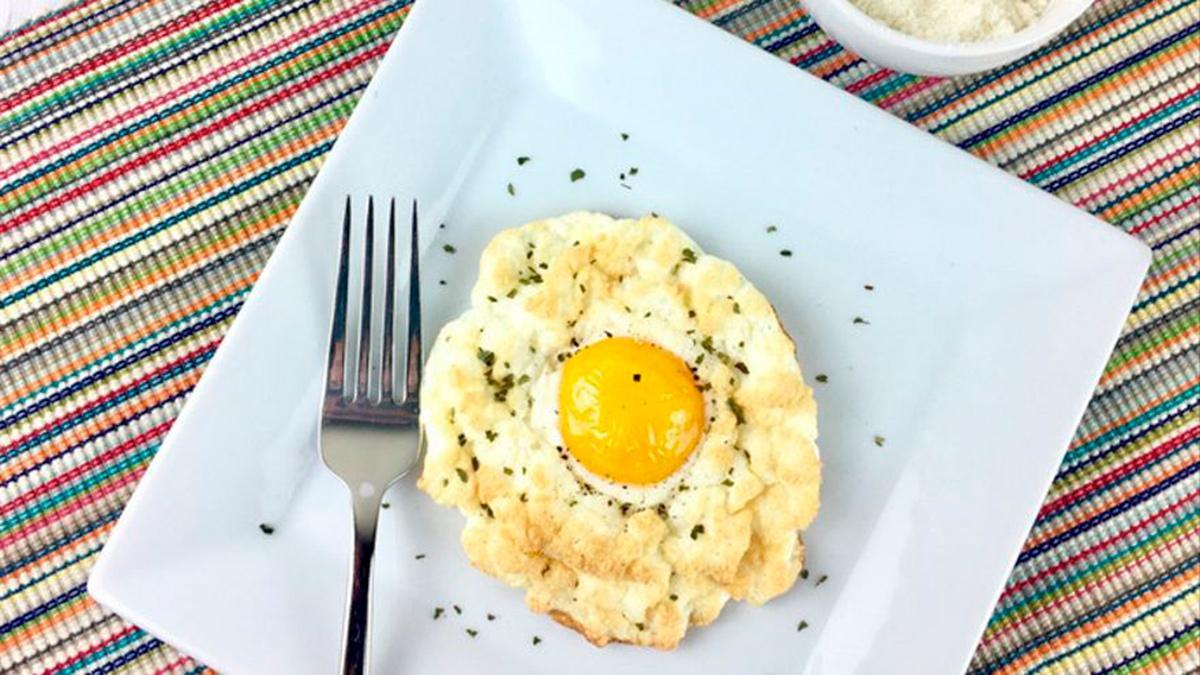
[0,0,1195,672]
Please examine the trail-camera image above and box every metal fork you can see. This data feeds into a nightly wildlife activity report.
[321,196,422,675]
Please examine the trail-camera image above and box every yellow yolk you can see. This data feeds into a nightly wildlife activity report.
[558,337,705,485]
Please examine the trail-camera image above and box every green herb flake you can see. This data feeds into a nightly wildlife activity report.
[853,316,870,325]
[680,248,698,264]
[722,478,734,487]
[874,435,886,447]
[443,244,457,254]
[690,524,706,540]
[800,569,809,580]
[517,156,531,165]
[734,361,749,375]
[485,430,498,442]
[733,302,741,314]
[415,553,426,560]
[471,456,480,471]
[669,594,679,602]
[457,433,467,447]
[797,620,809,632]
[629,167,639,175]
[620,132,630,141]
[453,605,462,615]
[570,168,586,182]
[533,636,542,645]
[487,613,496,621]
[815,374,828,383]
[767,225,778,233]
[434,607,445,619]
[481,503,494,518]
[456,468,468,483]
[487,295,498,303]
[466,628,478,638]
[503,467,513,475]
[258,523,275,535]
[816,574,828,586]
[506,182,515,196]
[728,399,746,425]
[864,283,875,291]
[635,622,645,631]
[517,374,531,384]
[381,502,391,509]
[477,348,496,367]
[780,249,793,257]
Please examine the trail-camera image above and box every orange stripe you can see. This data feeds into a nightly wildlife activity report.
[693,0,745,20]
[0,522,113,590]
[1100,162,1200,221]
[8,15,375,216]
[1099,324,1200,385]
[0,363,202,483]
[0,591,99,651]
[1070,375,1200,449]
[0,271,257,409]
[978,39,1197,157]
[4,196,290,356]
[914,0,1174,127]
[7,114,338,291]
[998,570,1196,673]
[0,0,165,78]
[1024,454,1197,550]
[809,51,859,80]
[744,5,806,42]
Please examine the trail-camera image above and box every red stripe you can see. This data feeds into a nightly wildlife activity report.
[152,656,193,675]
[0,342,216,459]
[788,39,839,69]
[1129,192,1200,234]
[2,411,189,517]
[998,494,1196,603]
[1038,425,1199,519]
[1074,141,1196,208]
[843,68,892,95]
[0,425,168,549]
[40,624,140,674]
[981,517,1199,648]
[1,40,388,234]
[0,0,244,111]
[1018,82,1200,181]
[0,0,377,182]
[876,76,942,111]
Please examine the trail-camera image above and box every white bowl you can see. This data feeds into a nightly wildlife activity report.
[801,0,1094,76]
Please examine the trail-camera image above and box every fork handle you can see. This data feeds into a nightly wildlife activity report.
[341,499,380,675]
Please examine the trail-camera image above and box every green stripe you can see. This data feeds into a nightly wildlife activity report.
[1104,309,1199,370]
[1064,384,1199,463]
[0,14,388,212]
[0,444,157,535]
[1,92,357,281]
[990,509,1198,625]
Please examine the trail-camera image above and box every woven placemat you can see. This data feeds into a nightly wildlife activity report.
[0,0,1196,672]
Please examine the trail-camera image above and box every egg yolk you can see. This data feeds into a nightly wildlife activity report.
[558,337,705,485]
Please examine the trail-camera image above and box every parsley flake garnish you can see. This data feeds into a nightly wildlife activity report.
[797,620,809,632]
[258,523,274,535]
[680,248,698,264]
[434,607,444,619]
[874,435,886,447]
[466,628,477,638]
[780,249,793,257]
[517,156,531,165]
[767,225,778,233]
[620,132,630,141]
[507,182,515,196]
[570,168,586,182]
[690,524,706,540]
[456,468,468,483]
[533,636,542,645]
[442,244,456,254]
[815,374,828,383]
[853,316,870,325]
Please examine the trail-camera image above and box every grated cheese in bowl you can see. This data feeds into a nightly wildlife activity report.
[848,0,1051,42]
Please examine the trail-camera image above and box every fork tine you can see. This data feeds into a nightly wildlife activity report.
[380,199,397,403]
[403,199,422,405]
[325,197,352,401]
[356,197,375,401]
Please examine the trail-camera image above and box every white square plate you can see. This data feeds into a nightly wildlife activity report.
[88,1,1150,673]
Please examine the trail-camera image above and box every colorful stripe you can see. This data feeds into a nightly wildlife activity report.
[1,0,1196,673]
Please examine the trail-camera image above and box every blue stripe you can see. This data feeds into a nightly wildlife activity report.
[957,22,1199,151]
[0,139,333,310]
[1017,459,1198,564]
[1042,106,1200,192]
[0,0,381,198]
